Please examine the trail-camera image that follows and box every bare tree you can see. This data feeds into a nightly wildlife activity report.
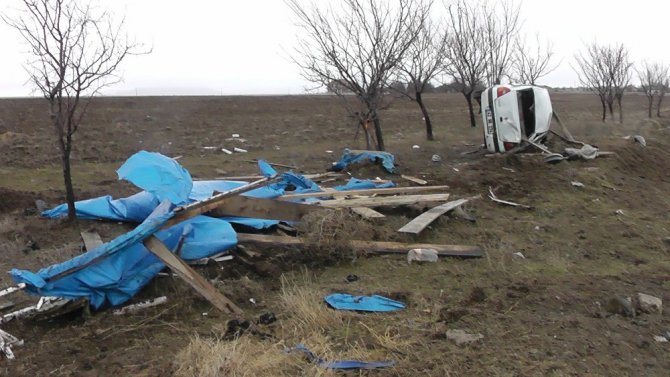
[574,43,612,122]
[637,61,667,118]
[656,67,669,117]
[603,44,633,123]
[285,0,429,151]
[443,0,488,127]
[3,0,146,221]
[482,0,522,86]
[397,15,446,140]
[512,34,558,85]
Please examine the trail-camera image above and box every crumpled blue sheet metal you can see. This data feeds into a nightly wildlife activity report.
[324,293,406,312]
[12,202,237,308]
[287,344,395,369]
[117,150,193,205]
[331,148,397,173]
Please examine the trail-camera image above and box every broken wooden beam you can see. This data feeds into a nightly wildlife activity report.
[398,198,470,235]
[143,236,243,314]
[113,296,168,315]
[80,231,103,251]
[351,207,386,220]
[236,233,483,258]
[277,185,449,200]
[208,195,324,221]
[317,193,450,208]
[164,175,280,228]
[401,174,427,185]
[243,159,298,170]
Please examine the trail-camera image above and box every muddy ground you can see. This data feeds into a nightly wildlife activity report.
[0,93,668,376]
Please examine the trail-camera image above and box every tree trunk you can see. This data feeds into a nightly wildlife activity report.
[465,94,476,128]
[657,93,665,117]
[617,97,623,124]
[607,101,614,120]
[416,91,434,140]
[648,96,654,118]
[372,114,385,151]
[600,99,607,122]
[58,132,76,221]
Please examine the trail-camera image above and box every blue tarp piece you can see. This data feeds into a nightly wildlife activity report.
[117,150,193,205]
[12,201,174,308]
[287,344,395,370]
[324,294,406,312]
[331,148,397,174]
[334,178,395,191]
[13,202,238,308]
[258,160,278,178]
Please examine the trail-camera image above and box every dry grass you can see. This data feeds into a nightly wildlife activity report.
[174,335,305,377]
[278,272,342,332]
[296,210,370,259]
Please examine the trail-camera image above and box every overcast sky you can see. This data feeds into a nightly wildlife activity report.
[1,0,669,97]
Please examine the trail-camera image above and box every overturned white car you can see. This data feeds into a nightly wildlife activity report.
[480,85,553,153]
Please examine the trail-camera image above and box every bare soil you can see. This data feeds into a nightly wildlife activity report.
[0,93,669,376]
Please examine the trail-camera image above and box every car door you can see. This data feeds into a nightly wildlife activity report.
[493,91,522,145]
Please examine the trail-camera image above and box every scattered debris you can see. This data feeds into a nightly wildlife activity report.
[446,329,484,346]
[0,328,23,360]
[233,147,248,153]
[571,181,584,188]
[488,187,532,210]
[324,294,405,312]
[345,274,359,283]
[633,135,647,147]
[34,199,48,213]
[113,296,167,315]
[287,344,395,370]
[221,148,233,155]
[431,154,442,162]
[407,248,438,264]
[258,312,277,325]
[653,335,668,343]
[513,252,526,259]
[636,293,662,314]
[502,167,515,173]
[412,145,420,149]
[453,206,476,222]
[615,209,625,215]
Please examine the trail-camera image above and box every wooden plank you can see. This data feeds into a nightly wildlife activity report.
[143,236,243,314]
[401,174,427,185]
[80,231,103,251]
[208,195,324,221]
[243,159,298,170]
[398,199,469,234]
[164,176,280,228]
[196,172,342,182]
[236,233,483,257]
[317,193,450,208]
[278,185,449,200]
[351,207,386,220]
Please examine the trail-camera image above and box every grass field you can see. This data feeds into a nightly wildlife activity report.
[0,92,668,376]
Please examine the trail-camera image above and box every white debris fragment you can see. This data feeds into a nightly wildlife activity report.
[113,296,167,315]
[232,133,240,138]
[0,328,23,360]
[452,167,459,172]
[633,135,646,147]
[221,148,233,155]
[615,209,624,215]
[249,298,257,305]
[636,293,662,314]
[412,145,420,149]
[502,167,515,173]
[571,181,584,187]
[513,252,526,259]
[325,150,333,154]
[202,146,217,150]
[653,336,668,343]
[233,147,248,153]
[407,249,438,264]
[446,329,484,346]
[431,154,442,162]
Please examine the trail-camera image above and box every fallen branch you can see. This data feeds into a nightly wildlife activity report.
[488,187,532,210]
